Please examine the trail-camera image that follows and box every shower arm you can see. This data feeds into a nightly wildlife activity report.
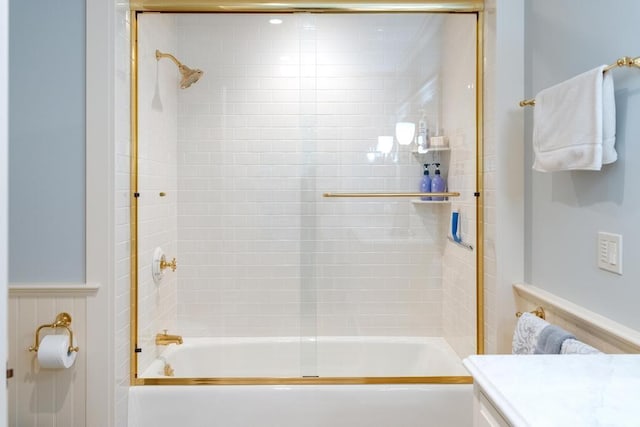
[155,49,184,69]
[154,49,203,89]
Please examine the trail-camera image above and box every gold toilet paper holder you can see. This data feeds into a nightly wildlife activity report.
[28,312,79,353]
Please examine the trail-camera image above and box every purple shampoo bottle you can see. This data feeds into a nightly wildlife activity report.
[420,163,432,201]
[430,163,445,201]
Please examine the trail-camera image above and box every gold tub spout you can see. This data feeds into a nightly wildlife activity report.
[155,330,183,345]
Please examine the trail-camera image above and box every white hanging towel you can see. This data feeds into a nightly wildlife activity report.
[532,65,617,172]
[511,312,549,355]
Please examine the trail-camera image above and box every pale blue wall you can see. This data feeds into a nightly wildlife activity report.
[525,0,640,329]
[9,0,85,281]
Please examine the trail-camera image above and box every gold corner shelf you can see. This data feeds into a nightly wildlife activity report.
[323,192,460,199]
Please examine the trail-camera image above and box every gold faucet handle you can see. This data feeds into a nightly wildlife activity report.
[160,257,177,272]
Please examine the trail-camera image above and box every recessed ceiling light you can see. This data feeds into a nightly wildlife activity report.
[269,18,283,25]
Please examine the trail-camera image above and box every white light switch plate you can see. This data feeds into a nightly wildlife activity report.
[598,232,622,275]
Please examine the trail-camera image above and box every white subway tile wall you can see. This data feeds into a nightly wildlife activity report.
[169,13,476,342]
[440,15,478,359]
[136,14,180,374]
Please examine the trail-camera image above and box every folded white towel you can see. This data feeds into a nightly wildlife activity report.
[560,338,603,355]
[532,66,617,172]
[512,312,550,355]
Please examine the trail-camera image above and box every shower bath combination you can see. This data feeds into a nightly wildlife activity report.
[155,49,203,89]
[130,4,483,426]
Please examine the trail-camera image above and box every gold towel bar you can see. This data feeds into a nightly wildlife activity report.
[519,56,640,107]
[28,312,79,353]
[323,192,461,198]
[516,306,545,320]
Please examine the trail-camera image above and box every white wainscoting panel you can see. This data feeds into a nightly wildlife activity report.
[8,294,87,427]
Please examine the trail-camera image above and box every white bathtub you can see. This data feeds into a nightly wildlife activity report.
[129,384,473,427]
[140,336,470,378]
[130,337,472,426]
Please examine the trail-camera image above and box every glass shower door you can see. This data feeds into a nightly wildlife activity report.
[134,10,478,381]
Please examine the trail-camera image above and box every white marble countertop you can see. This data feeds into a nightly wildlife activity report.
[463,355,640,427]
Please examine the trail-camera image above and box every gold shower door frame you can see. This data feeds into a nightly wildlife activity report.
[130,0,485,386]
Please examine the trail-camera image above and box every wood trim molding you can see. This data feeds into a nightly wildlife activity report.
[9,282,101,297]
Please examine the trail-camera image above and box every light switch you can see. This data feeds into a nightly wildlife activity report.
[598,232,622,275]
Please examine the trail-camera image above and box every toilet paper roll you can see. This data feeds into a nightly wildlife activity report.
[37,335,77,369]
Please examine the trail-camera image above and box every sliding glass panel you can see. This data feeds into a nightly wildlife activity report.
[137,13,315,378]
[309,13,477,377]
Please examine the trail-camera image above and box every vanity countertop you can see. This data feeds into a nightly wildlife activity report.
[463,354,640,427]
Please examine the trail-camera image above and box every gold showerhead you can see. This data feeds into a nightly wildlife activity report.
[155,49,204,89]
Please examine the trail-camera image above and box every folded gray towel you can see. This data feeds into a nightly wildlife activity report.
[534,325,575,354]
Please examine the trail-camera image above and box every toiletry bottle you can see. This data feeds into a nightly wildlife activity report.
[420,163,432,201]
[417,111,429,152]
[430,163,446,201]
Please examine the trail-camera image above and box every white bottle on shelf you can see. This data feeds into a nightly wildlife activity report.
[416,110,429,152]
